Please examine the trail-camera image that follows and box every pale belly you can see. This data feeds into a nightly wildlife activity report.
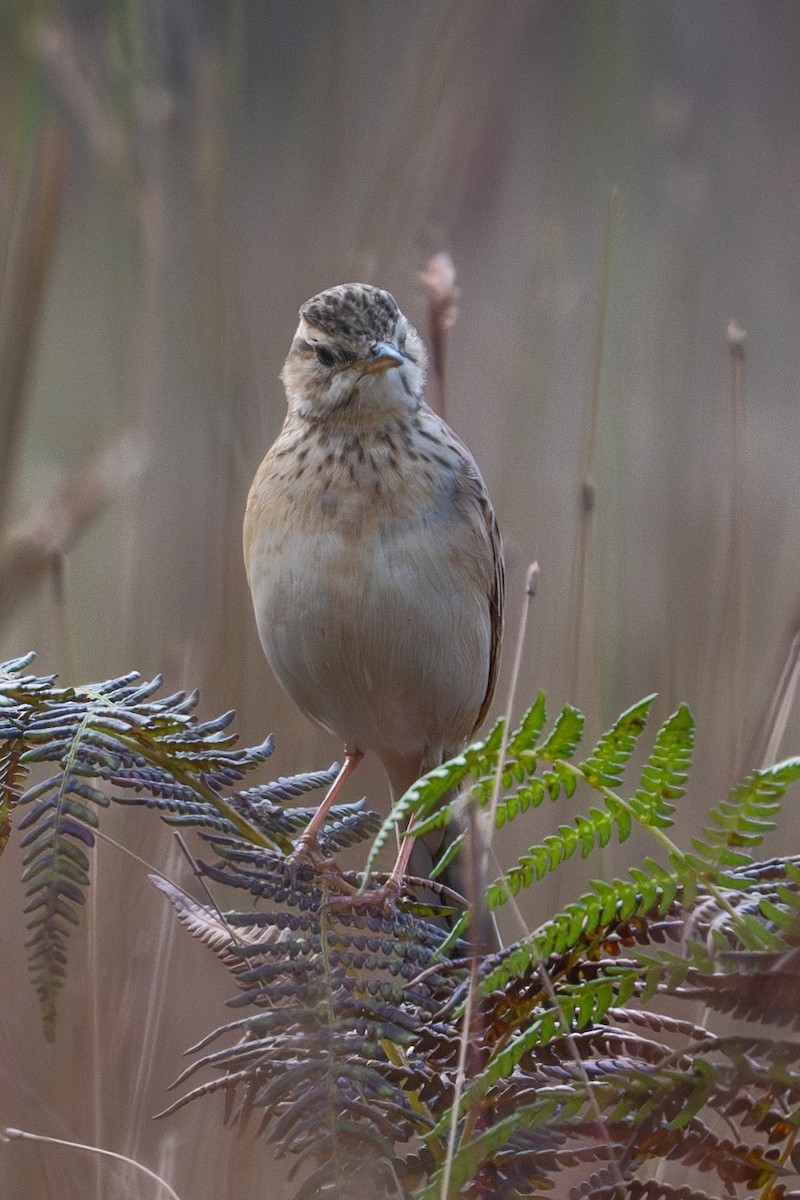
[246,517,491,795]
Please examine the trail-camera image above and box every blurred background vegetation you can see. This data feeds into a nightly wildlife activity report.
[2,2,800,1197]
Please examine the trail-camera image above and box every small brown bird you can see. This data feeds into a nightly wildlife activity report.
[244,283,503,885]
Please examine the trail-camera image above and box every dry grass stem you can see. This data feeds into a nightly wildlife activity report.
[0,119,71,538]
[570,187,620,699]
[727,318,747,777]
[439,951,477,1200]
[440,564,540,1195]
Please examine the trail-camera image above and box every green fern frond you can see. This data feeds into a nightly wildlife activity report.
[630,703,694,825]
[483,858,680,994]
[506,689,547,753]
[382,700,698,913]
[579,694,656,787]
[689,756,800,879]
[536,703,585,761]
[419,1086,583,1200]
[373,700,589,862]
[477,706,697,940]
[473,968,639,1093]
[488,805,629,907]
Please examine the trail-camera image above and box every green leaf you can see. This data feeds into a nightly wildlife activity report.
[579,694,655,786]
[537,705,585,761]
[631,704,694,825]
[694,757,800,877]
[507,691,547,753]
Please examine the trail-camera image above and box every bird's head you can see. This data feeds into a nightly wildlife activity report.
[281,284,427,424]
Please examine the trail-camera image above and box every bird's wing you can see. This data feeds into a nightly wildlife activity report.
[475,492,504,732]
[423,406,504,736]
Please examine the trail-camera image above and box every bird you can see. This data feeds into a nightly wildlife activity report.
[243,282,504,893]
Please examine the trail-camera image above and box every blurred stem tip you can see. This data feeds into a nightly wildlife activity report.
[727,317,747,360]
[419,252,459,419]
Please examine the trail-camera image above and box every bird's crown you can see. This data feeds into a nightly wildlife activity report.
[300,284,399,344]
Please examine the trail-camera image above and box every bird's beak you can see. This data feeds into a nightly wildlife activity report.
[351,341,405,374]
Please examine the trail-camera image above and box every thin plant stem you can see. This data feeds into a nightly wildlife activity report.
[1,1127,182,1200]
[442,566,540,1197]
[487,563,539,833]
[446,559,627,1195]
[439,951,477,1200]
[172,831,246,948]
[88,790,102,1200]
[727,318,747,778]
[570,187,619,700]
[482,562,539,903]
[0,119,70,540]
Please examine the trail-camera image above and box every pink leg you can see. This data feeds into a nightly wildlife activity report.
[290,748,364,864]
[387,821,418,885]
[338,819,419,905]
[322,818,417,914]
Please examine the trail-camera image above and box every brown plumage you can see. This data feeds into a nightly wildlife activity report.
[244,283,503,878]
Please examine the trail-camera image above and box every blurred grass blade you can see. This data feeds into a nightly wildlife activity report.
[0,116,71,539]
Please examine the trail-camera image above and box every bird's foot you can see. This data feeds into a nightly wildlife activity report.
[286,830,335,873]
[324,875,403,918]
[286,833,361,897]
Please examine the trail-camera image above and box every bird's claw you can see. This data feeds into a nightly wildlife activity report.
[286,835,360,897]
[287,825,341,869]
[324,876,403,918]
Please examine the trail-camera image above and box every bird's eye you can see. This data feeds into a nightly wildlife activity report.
[314,345,336,368]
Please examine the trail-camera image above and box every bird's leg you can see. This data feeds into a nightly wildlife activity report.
[384,820,418,891]
[289,748,364,867]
